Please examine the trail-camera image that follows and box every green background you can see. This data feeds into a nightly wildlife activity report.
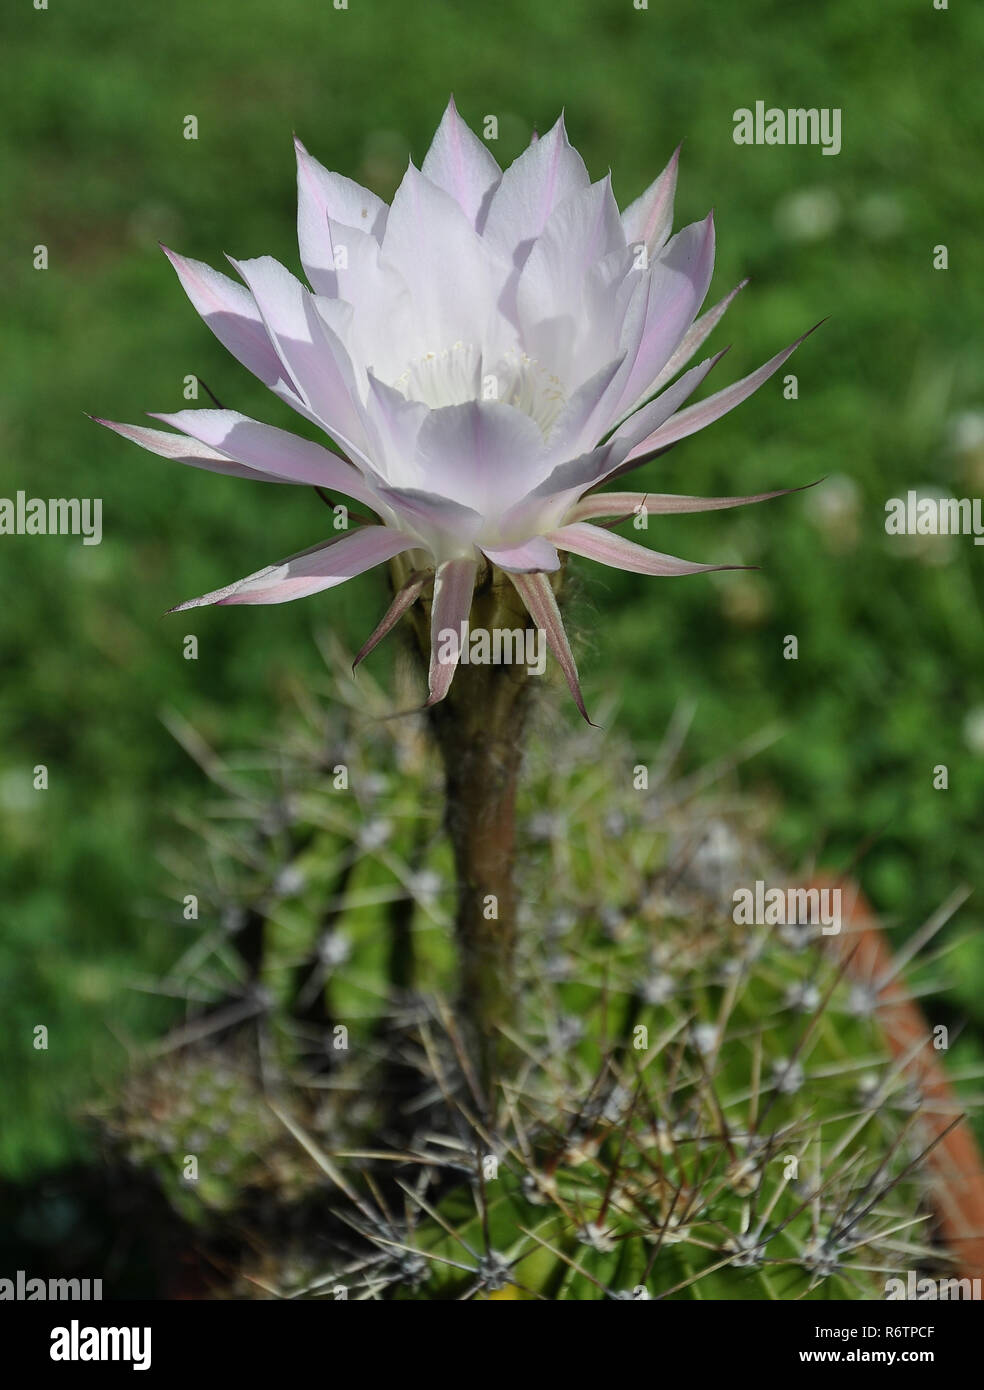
[1,0,982,1184]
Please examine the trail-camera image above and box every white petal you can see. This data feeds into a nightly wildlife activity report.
[229,255,370,458]
[623,325,820,463]
[481,537,560,572]
[620,145,680,254]
[310,220,380,302]
[545,355,626,463]
[482,113,590,257]
[608,349,728,457]
[161,247,301,400]
[94,417,290,484]
[364,373,430,486]
[526,350,725,514]
[374,483,483,546]
[647,279,747,395]
[612,213,716,419]
[295,136,387,245]
[421,97,502,228]
[380,163,500,355]
[315,260,416,390]
[516,176,626,378]
[147,409,379,505]
[171,526,415,609]
[411,400,547,516]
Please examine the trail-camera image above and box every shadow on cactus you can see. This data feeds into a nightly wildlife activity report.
[94,645,968,1300]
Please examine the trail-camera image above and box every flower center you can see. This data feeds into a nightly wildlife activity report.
[391,342,568,437]
[494,349,568,436]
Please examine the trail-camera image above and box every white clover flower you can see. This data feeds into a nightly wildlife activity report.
[98,99,813,714]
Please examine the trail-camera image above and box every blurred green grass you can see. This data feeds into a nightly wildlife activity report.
[1,0,983,1178]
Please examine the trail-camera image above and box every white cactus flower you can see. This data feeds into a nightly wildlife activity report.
[97,98,814,715]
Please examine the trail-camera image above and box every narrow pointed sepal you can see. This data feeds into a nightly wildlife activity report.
[352,568,432,671]
[568,479,820,524]
[426,557,478,706]
[548,521,753,577]
[647,278,748,395]
[167,526,416,612]
[622,321,825,466]
[508,570,596,726]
